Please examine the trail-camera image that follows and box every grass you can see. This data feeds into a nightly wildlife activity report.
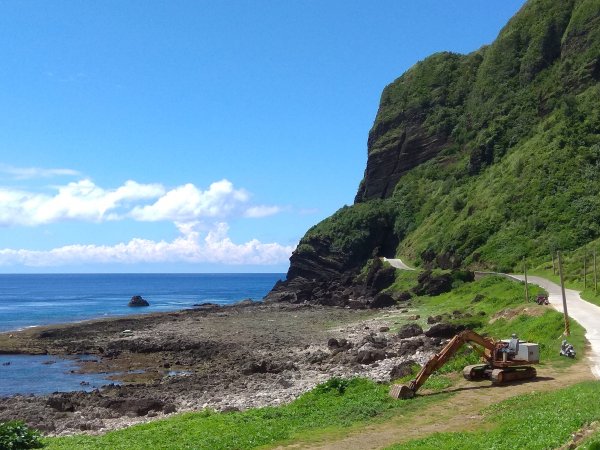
[578,428,600,450]
[44,275,585,449]
[405,275,585,365]
[387,381,600,450]
[44,378,447,450]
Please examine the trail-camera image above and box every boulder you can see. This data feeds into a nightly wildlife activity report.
[128,295,149,307]
[394,291,412,302]
[102,398,164,417]
[370,292,395,308]
[397,323,423,339]
[397,338,425,357]
[390,360,416,379]
[425,323,465,338]
[355,349,386,365]
[413,270,453,296]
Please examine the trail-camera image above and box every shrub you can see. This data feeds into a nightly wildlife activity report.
[0,421,43,450]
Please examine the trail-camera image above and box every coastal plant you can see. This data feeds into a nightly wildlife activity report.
[0,421,43,450]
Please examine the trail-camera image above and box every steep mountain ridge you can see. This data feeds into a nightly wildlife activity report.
[266,0,600,306]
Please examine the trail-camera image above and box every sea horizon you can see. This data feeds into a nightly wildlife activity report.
[0,273,285,332]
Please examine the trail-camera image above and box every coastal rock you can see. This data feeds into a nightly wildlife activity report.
[390,360,416,379]
[425,323,465,339]
[355,349,386,365]
[397,323,423,339]
[128,295,150,307]
[370,292,395,308]
[102,398,164,417]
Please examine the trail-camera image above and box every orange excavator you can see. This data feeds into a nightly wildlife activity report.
[390,329,539,399]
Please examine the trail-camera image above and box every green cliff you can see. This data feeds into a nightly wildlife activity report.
[266,0,600,305]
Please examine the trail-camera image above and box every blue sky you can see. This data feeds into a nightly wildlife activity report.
[0,0,526,273]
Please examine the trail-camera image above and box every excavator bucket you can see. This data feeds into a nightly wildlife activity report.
[389,384,415,399]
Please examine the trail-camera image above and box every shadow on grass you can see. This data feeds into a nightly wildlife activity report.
[415,375,555,398]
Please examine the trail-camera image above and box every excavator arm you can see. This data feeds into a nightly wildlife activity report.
[392,329,497,399]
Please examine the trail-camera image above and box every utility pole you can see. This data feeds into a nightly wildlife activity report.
[584,249,587,290]
[557,251,570,336]
[551,251,556,275]
[595,249,597,294]
[523,257,529,302]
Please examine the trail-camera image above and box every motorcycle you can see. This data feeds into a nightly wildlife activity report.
[560,340,576,358]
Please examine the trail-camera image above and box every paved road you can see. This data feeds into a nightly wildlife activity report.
[508,274,600,379]
[383,257,415,270]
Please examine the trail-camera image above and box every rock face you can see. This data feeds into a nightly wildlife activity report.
[266,0,600,305]
[264,257,397,309]
[355,52,480,203]
[128,295,149,307]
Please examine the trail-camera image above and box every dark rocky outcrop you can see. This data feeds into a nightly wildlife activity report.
[390,360,416,379]
[396,323,423,339]
[264,257,397,309]
[425,323,466,339]
[128,295,149,307]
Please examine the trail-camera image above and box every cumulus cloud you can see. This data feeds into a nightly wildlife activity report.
[0,179,165,226]
[0,164,81,179]
[130,179,250,222]
[243,205,282,218]
[0,177,284,227]
[0,222,295,267]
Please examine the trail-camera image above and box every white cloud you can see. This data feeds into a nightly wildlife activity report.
[0,164,81,180]
[244,205,282,218]
[0,222,295,267]
[0,176,284,226]
[0,179,165,226]
[130,179,250,222]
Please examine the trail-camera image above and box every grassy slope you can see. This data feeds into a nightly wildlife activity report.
[45,275,587,450]
[296,0,600,274]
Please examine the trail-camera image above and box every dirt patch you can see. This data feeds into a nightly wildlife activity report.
[489,304,547,323]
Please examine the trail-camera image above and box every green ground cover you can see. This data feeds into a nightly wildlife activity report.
[394,274,585,367]
[44,378,446,450]
[387,381,600,450]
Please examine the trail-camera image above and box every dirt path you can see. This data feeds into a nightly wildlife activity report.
[278,360,594,450]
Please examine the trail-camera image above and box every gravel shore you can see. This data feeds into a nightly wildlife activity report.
[0,302,439,435]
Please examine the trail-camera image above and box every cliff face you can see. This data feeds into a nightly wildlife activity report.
[267,0,600,306]
[355,52,482,202]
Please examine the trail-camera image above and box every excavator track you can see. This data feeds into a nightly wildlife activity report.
[462,364,488,381]
[490,366,536,384]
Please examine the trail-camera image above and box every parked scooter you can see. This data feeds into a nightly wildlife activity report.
[560,340,576,358]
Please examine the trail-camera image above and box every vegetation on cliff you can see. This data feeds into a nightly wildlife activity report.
[289,0,600,280]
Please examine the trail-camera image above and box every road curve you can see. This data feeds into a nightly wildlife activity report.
[383,257,415,271]
[507,274,600,379]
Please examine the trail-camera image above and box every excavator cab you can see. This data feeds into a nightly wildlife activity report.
[390,330,539,399]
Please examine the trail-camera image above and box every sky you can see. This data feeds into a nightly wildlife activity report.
[0,0,527,273]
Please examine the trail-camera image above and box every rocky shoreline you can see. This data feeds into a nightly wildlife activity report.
[0,301,445,436]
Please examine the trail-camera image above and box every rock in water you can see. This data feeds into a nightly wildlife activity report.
[128,295,150,307]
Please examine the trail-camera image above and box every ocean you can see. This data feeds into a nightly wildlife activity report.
[0,273,284,396]
[0,273,284,332]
